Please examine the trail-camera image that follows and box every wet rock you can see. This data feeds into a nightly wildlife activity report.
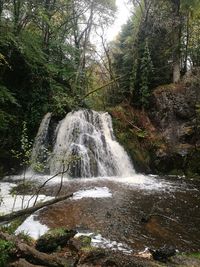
[170,254,200,267]
[35,228,77,253]
[149,245,176,262]
[149,78,200,175]
[78,249,107,266]
[70,236,92,252]
[105,211,112,218]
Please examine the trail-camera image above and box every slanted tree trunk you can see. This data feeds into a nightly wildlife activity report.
[0,193,73,224]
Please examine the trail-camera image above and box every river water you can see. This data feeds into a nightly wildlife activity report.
[1,174,199,254]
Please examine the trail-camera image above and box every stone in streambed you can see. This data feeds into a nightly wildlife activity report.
[149,245,176,262]
[69,235,92,252]
[35,228,77,253]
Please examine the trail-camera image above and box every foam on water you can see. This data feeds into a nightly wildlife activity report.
[75,232,132,254]
[72,187,112,200]
[3,172,177,192]
[15,214,49,239]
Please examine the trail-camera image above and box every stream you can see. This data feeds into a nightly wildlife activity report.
[1,174,200,254]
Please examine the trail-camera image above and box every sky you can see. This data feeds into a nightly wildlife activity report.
[106,0,131,41]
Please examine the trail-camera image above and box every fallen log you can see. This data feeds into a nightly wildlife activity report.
[0,193,73,224]
[0,231,75,267]
[10,258,45,267]
[81,74,128,100]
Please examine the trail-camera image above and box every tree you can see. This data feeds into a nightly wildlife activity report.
[139,39,153,108]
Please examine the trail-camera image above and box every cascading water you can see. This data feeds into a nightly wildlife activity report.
[31,110,135,178]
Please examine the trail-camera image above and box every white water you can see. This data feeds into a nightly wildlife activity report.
[72,187,112,200]
[31,112,52,168]
[75,232,132,255]
[15,214,49,239]
[31,110,135,178]
[0,182,53,214]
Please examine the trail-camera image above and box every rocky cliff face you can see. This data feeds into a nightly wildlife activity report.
[111,70,200,177]
[149,71,200,176]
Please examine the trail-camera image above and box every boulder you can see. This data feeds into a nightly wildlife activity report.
[35,228,77,253]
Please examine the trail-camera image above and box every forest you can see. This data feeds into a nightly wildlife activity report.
[0,0,200,266]
[0,0,200,176]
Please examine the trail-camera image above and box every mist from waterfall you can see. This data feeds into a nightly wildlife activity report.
[31,110,135,178]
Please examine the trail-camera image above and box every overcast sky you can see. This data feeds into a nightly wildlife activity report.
[106,0,131,41]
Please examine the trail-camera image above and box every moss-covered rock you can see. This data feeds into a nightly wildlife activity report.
[170,253,200,266]
[185,149,200,178]
[108,105,163,174]
[35,228,77,253]
[70,235,92,252]
[108,72,200,177]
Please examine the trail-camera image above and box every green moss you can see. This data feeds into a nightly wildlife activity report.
[80,246,95,252]
[77,236,91,247]
[177,252,200,260]
[36,228,76,253]
[188,253,200,259]
[112,117,151,173]
[43,228,67,237]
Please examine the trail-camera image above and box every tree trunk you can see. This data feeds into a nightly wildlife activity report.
[13,0,21,34]
[0,193,73,224]
[0,0,4,22]
[0,232,74,267]
[183,12,190,74]
[173,61,181,83]
[171,0,181,83]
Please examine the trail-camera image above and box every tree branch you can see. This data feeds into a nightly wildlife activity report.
[0,193,73,224]
[81,74,128,100]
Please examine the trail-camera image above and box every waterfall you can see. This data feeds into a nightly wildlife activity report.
[31,110,135,178]
[31,112,52,168]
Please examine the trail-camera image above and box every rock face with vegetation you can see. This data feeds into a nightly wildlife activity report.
[149,72,200,176]
[110,71,200,177]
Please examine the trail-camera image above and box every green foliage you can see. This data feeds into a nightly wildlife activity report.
[16,232,33,245]
[11,121,33,169]
[0,239,14,267]
[0,85,18,131]
[0,219,24,235]
[51,86,78,117]
[188,252,200,259]
[0,85,17,105]
[110,0,200,109]
[139,39,153,108]
[112,19,135,102]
